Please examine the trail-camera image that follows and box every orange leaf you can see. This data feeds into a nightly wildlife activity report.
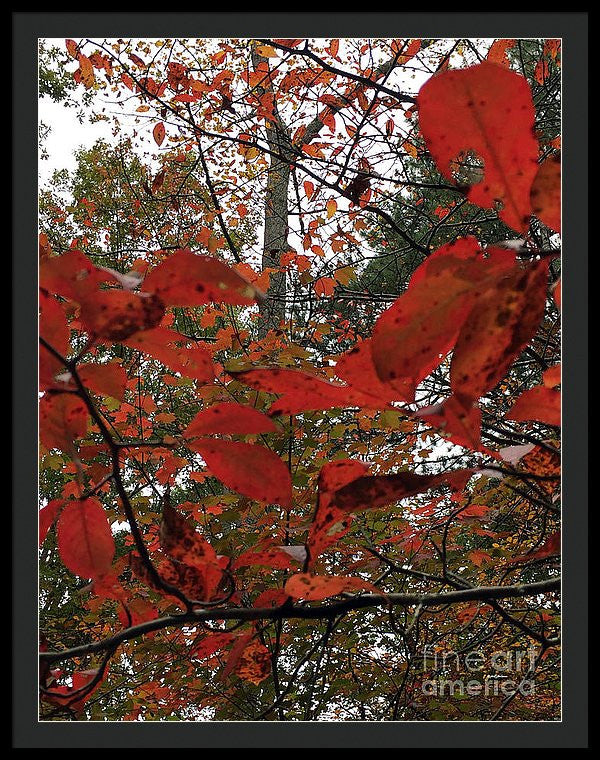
[153,122,166,147]
[469,549,492,567]
[221,634,271,685]
[234,639,271,685]
[313,276,336,297]
[65,39,79,59]
[486,39,516,67]
[285,573,381,601]
[77,54,95,89]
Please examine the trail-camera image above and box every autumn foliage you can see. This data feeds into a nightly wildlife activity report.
[39,37,561,722]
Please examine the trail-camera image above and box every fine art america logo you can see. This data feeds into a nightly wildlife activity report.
[421,646,537,697]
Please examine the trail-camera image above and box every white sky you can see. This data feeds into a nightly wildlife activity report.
[39,100,114,184]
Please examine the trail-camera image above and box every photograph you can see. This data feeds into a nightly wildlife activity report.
[20,16,585,743]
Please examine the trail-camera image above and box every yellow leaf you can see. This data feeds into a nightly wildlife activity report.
[255,45,278,58]
[244,147,260,162]
[334,266,355,286]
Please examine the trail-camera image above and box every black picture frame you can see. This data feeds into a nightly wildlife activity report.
[14,12,588,747]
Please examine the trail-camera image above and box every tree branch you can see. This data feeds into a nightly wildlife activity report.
[40,576,559,666]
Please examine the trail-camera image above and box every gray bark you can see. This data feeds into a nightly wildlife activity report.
[251,46,293,336]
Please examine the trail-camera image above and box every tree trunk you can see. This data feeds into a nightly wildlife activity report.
[251,46,292,337]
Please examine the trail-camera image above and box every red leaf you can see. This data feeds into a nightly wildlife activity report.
[143,248,263,306]
[506,386,561,426]
[153,122,166,147]
[123,327,214,384]
[530,153,561,233]
[330,469,473,513]
[418,62,538,232]
[39,291,70,390]
[371,238,517,398]
[233,546,297,571]
[191,631,235,660]
[130,553,214,604]
[160,503,219,566]
[509,531,560,563]
[335,339,403,402]
[41,251,168,341]
[228,367,387,416]
[318,459,370,502]
[40,393,88,452]
[78,362,127,401]
[57,498,115,578]
[284,573,381,601]
[151,168,166,195]
[40,249,116,303]
[42,667,106,713]
[307,460,368,564]
[79,290,165,341]
[416,394,483,450]
[190,439,292,507]
[159,503,222,596]
[117,597,158,629]
[123,327,215,384]
[39,499,64,545]
[252,588,289,608]
[184,402,277,438]
[449,259,549,404]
